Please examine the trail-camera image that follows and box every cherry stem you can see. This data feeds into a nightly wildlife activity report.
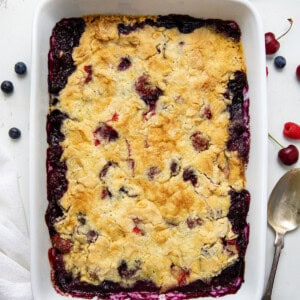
[268,133,284,149]
[276,18,293,40]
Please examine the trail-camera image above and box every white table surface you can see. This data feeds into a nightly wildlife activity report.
[0,0,299,299]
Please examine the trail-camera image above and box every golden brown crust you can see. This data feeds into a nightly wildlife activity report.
[52,15,247,290]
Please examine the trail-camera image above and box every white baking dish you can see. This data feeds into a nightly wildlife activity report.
[29,0,268,299]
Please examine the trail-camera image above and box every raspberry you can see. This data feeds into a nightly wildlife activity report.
[283,122,300,139]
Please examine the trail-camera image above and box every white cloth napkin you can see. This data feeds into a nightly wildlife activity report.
[0,147,33,300]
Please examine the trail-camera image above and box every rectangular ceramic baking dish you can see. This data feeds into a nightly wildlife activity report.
[29,0,268,299]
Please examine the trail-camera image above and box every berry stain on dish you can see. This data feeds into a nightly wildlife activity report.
[265,18,293,55]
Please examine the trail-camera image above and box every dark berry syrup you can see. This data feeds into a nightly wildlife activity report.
[48,18,85,95]
[225,71,250,163]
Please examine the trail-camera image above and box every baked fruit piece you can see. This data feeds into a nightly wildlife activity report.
[46,14,250,299]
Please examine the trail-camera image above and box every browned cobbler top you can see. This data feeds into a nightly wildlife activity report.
[46,14,250,298]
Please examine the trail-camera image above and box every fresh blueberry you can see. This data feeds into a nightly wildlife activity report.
[1,80,14,94]
[8,127,21,139]
[274,56,286,69]
[14,62,27,75]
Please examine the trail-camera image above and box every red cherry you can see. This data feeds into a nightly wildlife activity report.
[265,32,280,55]
[265,18,293,55]
[278,145,299,165]
[296,65,300,81]
[269,133,299,165]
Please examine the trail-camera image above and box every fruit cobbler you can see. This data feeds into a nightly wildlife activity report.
[46,15,250,299]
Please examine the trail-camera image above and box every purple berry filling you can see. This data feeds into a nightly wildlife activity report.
[186,217,203,229]
[182,168,198,186]
[170,160,180,176]
[135,75,163,108]
[46,109,69,234]
[101,186,113,199]
[117,260,140,279]
[99,161,118,179]
[47,161,68,203]
[47,109,68,146]
[94,123,119,143]
[46,110,68,204]
[118,18,156,35]
[118,57,132,71]
[225,71,250,162]
[86,230,99,243]
[48,18,85,95]
[134,75,163,119]
[228,189,250,257]
[190,131,210,152]
[45,202,64,236]
[84,65,93,83]
[168,259,244,298]
[49,248,159,298]
[147,166,161,180]
[118,15,241,41]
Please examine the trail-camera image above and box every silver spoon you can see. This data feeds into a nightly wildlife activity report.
[262,168,300,300]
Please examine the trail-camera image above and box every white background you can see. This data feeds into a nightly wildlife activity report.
[0,0,300,299]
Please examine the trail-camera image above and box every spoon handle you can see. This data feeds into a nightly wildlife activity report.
[262,232,284,300]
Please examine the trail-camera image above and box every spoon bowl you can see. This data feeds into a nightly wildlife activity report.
[262,168,300,300]
[268,168,300,233]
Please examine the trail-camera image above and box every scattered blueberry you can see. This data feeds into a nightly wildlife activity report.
[8,127,21,139]
[14,62,27,75]
[1,80,14,94]
[274,56,286,69]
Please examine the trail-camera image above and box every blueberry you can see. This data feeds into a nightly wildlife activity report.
[8,127,21,139]
[14,62,27,75]
[1,80,14,94]
[274,56,286,69]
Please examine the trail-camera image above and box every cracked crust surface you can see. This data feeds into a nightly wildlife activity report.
[49,15,247,292]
